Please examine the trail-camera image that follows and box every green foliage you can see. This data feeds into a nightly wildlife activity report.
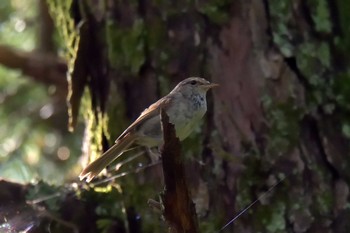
[0,1,13,21]
[120,174,163,232]
[96,218,117,233]
[26,181,62,211]
[0,0,82,183]
[0,0,36,49]
[80,179,162,233]
[80,185,126,232]
[89,185,125,218]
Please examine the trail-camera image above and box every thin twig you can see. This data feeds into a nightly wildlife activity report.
[218,176,287,232]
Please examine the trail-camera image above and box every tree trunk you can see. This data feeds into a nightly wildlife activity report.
[47,0,350,232]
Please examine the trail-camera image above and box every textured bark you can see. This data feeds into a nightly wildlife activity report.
[208,1,350,232]
[44,0,350,232]
[160,110,199,233]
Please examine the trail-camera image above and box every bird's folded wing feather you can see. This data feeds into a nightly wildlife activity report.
[115,96,172,142]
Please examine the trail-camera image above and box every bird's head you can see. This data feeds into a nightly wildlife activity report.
[172,77,219,96]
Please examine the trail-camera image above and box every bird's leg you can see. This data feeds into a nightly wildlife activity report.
[146,147,162,163]
[113,147,144,170]
[147,198,164,214]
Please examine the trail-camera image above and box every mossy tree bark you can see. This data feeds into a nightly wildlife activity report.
[47,0,350,232]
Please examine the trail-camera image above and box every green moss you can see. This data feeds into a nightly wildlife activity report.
[315,186,333,215]
[269,0,294,57]
[104,85,129,144]
[266,202,286,232]
[200,218,222,233]
[46,0,80,70]
[331,1,350,143]
[236,178,256,209]
[269,0,332,85]
[309,0,332,33]
[334,72,350,109]
[262,95,303,157]
[106,19,146,74]
[47,0,81,130]
[254,201,286,233]
[269,0,342,119]
[272,32,293,57]
[335,0,350,53]
[342,123,350,138]
[296,42,331,77]
[235,153,266,214]
[198,0,231,24]
[81,89,109,161]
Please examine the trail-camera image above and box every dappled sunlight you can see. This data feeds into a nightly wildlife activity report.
[0,0,82,184]
[0,0,350,232]
[57,146,70,161]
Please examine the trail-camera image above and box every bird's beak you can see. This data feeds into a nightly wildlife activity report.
[204,83,219,89]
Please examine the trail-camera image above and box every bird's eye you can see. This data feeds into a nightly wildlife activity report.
[190,80,197,85]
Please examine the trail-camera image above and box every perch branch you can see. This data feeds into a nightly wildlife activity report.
[160,109,199,233]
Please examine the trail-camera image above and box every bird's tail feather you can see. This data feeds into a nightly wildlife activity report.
[79,134,136,182]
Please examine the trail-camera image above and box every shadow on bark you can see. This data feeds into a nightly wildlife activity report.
[160,109,199,233]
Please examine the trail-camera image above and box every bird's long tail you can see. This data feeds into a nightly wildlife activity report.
[79,134,136,182]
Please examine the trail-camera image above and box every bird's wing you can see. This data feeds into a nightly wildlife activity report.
[115,95,173,142]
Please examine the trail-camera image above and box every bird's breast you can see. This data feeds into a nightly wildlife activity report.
[168,93,207,140]
[136,93,207,145]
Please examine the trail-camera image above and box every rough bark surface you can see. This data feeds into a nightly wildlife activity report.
[2,0,348,232]
[64,0,350,232]
[160,110,199,233]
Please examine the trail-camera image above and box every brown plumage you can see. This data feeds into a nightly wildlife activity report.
[79,77,218,182]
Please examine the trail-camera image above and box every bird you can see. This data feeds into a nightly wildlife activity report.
[79,77,218,182]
